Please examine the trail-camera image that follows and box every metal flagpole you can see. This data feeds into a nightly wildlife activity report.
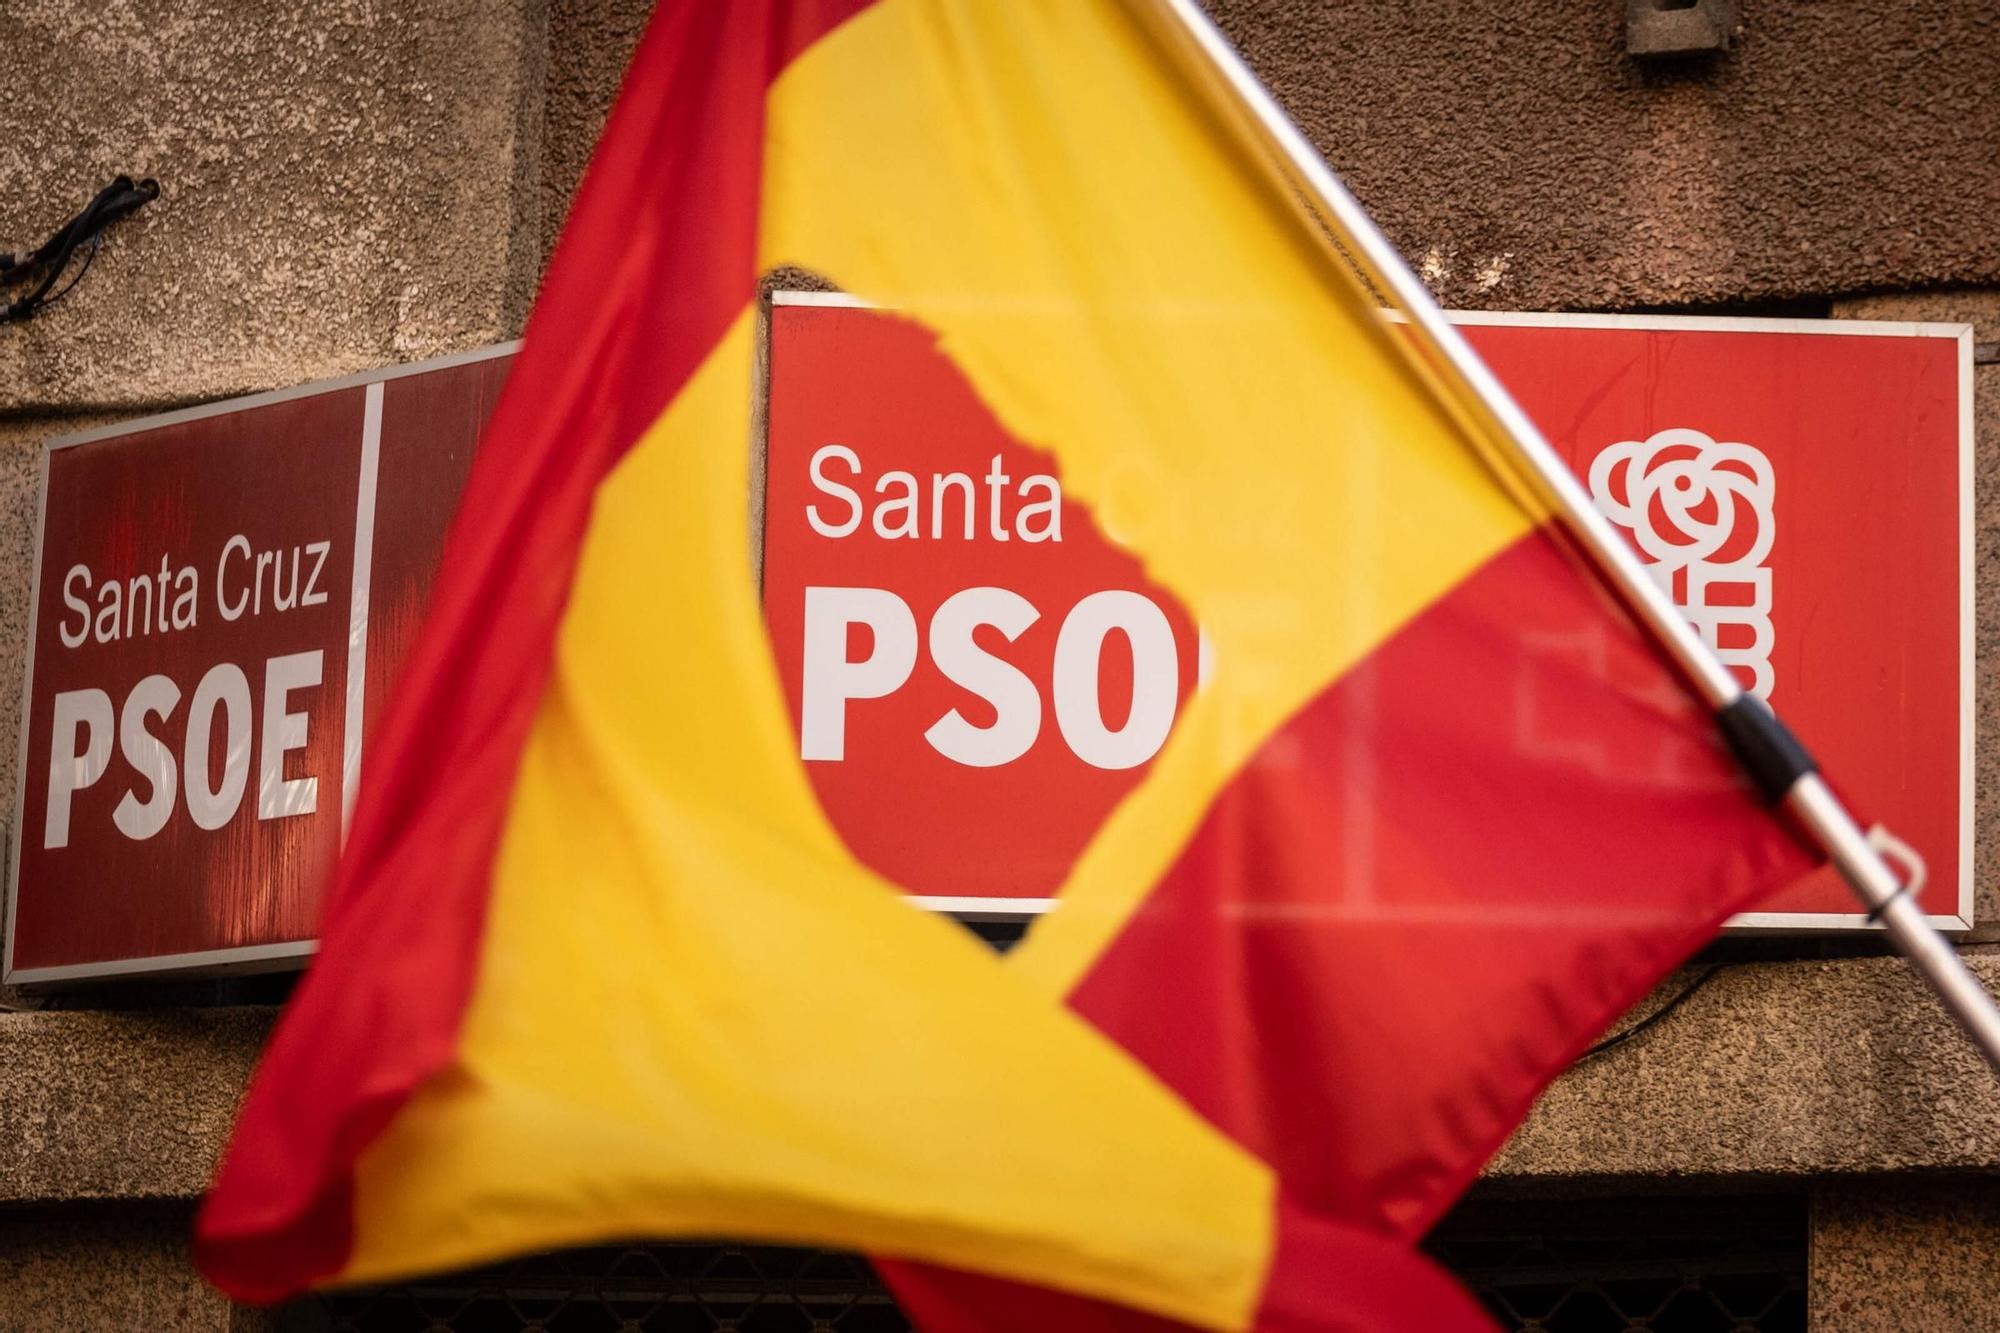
[1147,0,2000,1073]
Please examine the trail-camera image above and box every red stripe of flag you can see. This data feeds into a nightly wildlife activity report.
[1070,528,1810,1241]
[195,0,878,1300]
[881,527,1812,1328]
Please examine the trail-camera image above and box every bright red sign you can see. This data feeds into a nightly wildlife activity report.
[1459,313,1970,926]
[763,300,1200,908]
[763,299,1972,926]
[5,346,513,982]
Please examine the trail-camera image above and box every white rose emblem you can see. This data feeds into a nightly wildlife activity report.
[1589,427,1776,701]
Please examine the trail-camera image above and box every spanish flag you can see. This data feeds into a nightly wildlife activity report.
[196,1,1814,1327]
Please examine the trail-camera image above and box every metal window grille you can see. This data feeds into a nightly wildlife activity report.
[288,1194,1805,1332]
[1429,1195,1807,1332]
[284,1244,907,1332]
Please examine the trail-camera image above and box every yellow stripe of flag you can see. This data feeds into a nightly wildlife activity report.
[758,0,1534,992]
[346,313,1273,1329]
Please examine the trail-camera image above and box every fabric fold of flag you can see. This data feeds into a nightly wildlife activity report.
[196,1,1817,1329]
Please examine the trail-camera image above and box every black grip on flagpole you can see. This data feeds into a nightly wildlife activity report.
[1715,697,1818,804]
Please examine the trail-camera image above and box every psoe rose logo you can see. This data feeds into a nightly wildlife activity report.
[1588,427,1776,702]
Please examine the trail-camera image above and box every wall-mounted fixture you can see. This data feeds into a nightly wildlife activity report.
[1625,0,1738,57]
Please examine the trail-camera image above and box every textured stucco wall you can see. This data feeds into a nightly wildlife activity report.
[538,1,2000,312]
[0,1009,267,1205]
[0,0,549,415]
[541,0,649,264]
[1811,1179,2000,1330]
[7,1,1994,391]
[0,1203,230,1332]
[1208,0,2000,311]
[0,419,58,837]
[8,959,2000,1209]
[1493,956,2000,1184]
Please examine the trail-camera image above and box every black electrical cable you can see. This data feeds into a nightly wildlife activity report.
[1575,963,1729,1063]
[0,175,158,324]
[0,176,157,281]
[27,233,101,314]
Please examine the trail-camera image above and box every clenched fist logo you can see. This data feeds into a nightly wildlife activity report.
[1589,427,1776,701]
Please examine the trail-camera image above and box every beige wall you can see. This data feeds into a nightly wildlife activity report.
[1812,1179,2000,1331]
[541,0,2000,311]
[1,0,548,417]
[0,1204,234,1333]
[1212,0,2000,312]
[1,2,1998,1328]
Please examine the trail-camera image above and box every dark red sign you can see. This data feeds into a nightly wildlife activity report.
[763,299,1972,927]
[5,346,513,981]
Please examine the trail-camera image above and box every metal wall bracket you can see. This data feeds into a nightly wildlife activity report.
[1626,0,1739,58]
